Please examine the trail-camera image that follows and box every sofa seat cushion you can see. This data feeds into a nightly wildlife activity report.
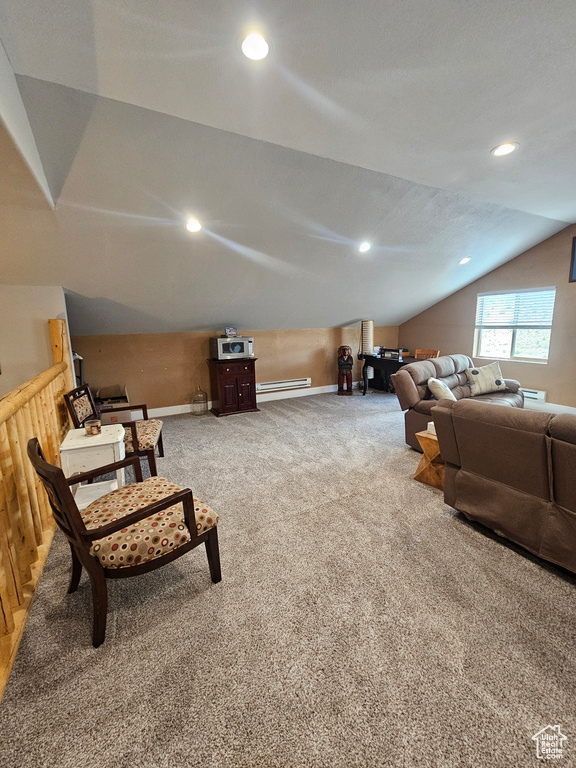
[124,419,163,452]
[474,391,524,408]
[415,389,522,413]
[82,477,218,569]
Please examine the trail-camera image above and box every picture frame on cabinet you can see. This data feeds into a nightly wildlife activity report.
[570,237,576,283]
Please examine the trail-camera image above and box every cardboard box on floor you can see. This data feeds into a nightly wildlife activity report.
[96,385,142,425]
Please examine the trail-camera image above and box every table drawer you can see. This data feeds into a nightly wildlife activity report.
[221,362,253,375]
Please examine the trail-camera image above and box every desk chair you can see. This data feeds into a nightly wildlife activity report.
[414,349,440,360]
[28,438,221,646]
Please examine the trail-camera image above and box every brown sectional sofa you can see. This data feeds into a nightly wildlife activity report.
[432,399,576,575]
[391,354,523,450]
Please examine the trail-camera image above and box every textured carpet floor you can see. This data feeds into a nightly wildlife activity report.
[1,392,575,767]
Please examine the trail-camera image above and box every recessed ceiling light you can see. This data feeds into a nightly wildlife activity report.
[358,241,371,253]
[491,142,519,156]
[241,33,269,60]
[459,257,471,264]
[186,217,202,233]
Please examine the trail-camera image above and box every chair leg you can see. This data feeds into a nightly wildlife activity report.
[84,560,108,647]
[147,450,158,476]
[157,432,164,458]
[205,528,222,583]
[67,542,82,594]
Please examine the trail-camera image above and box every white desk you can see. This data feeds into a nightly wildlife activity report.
[60,425,126,510]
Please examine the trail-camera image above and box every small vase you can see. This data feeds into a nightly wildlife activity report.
[191,385,208,416]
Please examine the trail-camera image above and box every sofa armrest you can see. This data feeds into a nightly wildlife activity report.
[504,379,521,393]
[391,369,421,410]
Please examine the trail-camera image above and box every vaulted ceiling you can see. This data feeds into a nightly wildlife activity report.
[1,1,575,334]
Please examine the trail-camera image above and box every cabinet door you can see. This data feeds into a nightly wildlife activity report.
[221,379,239,412]
[237,375,255,410]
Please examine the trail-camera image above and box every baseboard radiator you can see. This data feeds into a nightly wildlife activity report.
[256,377,312,393]
[520,388,547,402]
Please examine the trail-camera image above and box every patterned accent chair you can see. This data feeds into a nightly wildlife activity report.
[28,438,221,646]
[64,384,164,475]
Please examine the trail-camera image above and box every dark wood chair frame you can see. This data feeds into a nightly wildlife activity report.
[63,384,164,475]
[27,438,221,647]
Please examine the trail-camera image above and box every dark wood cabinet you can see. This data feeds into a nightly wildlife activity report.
[209,359,259,417]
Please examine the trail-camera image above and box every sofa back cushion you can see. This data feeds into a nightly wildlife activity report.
[450,400,553,500]
[431,354,472,379]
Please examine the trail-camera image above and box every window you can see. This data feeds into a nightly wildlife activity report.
[474,288,556,362]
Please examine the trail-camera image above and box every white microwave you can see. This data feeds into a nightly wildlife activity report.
[210,336,254,360]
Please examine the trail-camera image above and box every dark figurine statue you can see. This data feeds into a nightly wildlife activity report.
[337,345,354,396]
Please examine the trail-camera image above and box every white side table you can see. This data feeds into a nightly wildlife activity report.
[60,425,126,510]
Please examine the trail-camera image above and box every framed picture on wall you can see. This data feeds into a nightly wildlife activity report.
[571,237,576,282]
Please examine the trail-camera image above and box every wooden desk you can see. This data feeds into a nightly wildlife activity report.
[359,355,417,395]
[414,431,444,490]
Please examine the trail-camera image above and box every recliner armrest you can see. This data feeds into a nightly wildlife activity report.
[504,379,521,393]
[431,401,461,468]
[391,369,421,410]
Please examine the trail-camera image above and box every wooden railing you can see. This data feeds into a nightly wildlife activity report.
[0,362,70,698]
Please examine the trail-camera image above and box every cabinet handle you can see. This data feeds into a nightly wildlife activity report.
[226,368,230,372]
[244,366,248,370]
[239,392,242,397]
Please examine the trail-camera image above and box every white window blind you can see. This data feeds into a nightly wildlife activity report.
[474,288,556,361]
[475,290,556,327]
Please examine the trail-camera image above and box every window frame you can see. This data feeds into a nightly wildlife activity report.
[473,288,556,364]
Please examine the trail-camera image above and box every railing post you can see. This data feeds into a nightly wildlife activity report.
[49,318,75,393]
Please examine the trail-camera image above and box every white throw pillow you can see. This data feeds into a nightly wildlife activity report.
[465,362,507,396]
[427,377,457,401]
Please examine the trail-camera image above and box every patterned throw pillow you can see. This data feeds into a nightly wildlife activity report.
[465,362,508,396]
[427,377,457,401]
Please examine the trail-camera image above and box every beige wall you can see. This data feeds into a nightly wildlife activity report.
[0,285,68,396]
[399,225,576,406]
[71,326,399,409]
